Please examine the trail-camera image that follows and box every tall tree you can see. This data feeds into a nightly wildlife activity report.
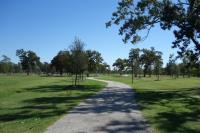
[129,48,140,83]
[113,58,127,75]
[107,0,200,57]
[86,50,103,76]
[140,47,157,77]
[166,54,179,78]
[16,49,41,75]
[69,38,88,86]
[51,50,71,76]
[154,51,163,80]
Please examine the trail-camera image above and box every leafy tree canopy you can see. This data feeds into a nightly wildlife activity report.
[107,0,200,57]
[113,58,127,74]
[86,50,103,73]
[16,49,40,75]
[51,50,71,75]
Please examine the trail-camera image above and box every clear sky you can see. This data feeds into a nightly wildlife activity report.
[0,0,178,67]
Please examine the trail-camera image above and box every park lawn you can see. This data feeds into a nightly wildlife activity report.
[0,75,106,133]
[98,75,200,133]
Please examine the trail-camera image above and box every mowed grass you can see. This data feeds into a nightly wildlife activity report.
[98,75,200,133]
[0,75,106,133]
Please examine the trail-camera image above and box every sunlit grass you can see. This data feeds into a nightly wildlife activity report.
[98,74,200,133]
[0,75,106,133]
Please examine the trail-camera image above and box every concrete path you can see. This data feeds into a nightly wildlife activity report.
[44,78,151,133]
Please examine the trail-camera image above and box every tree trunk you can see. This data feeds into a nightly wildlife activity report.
[149,70,152,77]
[134,72,137,77]
[191,36,200,50]
[87,73,90,77]
[143,72,146,77]
[60,70,63,76]
[157,74,160,81]
[188,67,191,78]
[131,66,133,84]
[120,71,122,76]
[27,70,30,76]
[75,73,77,86]
[81,73,84,80]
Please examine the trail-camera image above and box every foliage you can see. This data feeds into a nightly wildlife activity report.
[140,47,163,77]
[69,38,88,85]
[16,49,41,75]
[86,50,103,74]
[99,62,110,74]
[107,0,200,57]
[154,51,163,80]
[40,62,51,76]
[51,50,71,75]
[0,55,13,73]
[129,48,141,78]
[0,55,22,73]
[113,58,127,75]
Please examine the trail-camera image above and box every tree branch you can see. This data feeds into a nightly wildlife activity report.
[191,36,200,50]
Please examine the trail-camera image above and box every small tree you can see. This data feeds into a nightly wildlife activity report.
[128,48,140,83]
[69,38,88,86]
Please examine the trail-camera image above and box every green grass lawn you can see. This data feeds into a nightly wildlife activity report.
[98,75,200,133]
[0,75,106,133]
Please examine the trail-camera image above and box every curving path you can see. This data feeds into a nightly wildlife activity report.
[44,78,151,133]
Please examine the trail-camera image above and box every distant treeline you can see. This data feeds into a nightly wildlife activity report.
[112,47,200,82]
[0,38,110,85]
[1,41,200,82]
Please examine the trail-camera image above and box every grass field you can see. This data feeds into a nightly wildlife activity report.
[0,75,106,133]
[98,75,200,133]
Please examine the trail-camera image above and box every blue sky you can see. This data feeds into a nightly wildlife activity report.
[0,0,177,67]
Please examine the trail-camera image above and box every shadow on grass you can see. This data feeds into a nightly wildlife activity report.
[1,81,199,133]
[136,87,200,133]
[24,84,101,93]
[0,84,151,133]
[0,84,103,122]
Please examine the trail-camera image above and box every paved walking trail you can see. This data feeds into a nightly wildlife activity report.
[44,78,151,133]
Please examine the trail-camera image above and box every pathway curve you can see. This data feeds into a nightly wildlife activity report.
[44,78,151,133]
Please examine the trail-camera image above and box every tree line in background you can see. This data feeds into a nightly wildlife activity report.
[112,47,200,83]
[1,39,200,84]
[0,38,110,85]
